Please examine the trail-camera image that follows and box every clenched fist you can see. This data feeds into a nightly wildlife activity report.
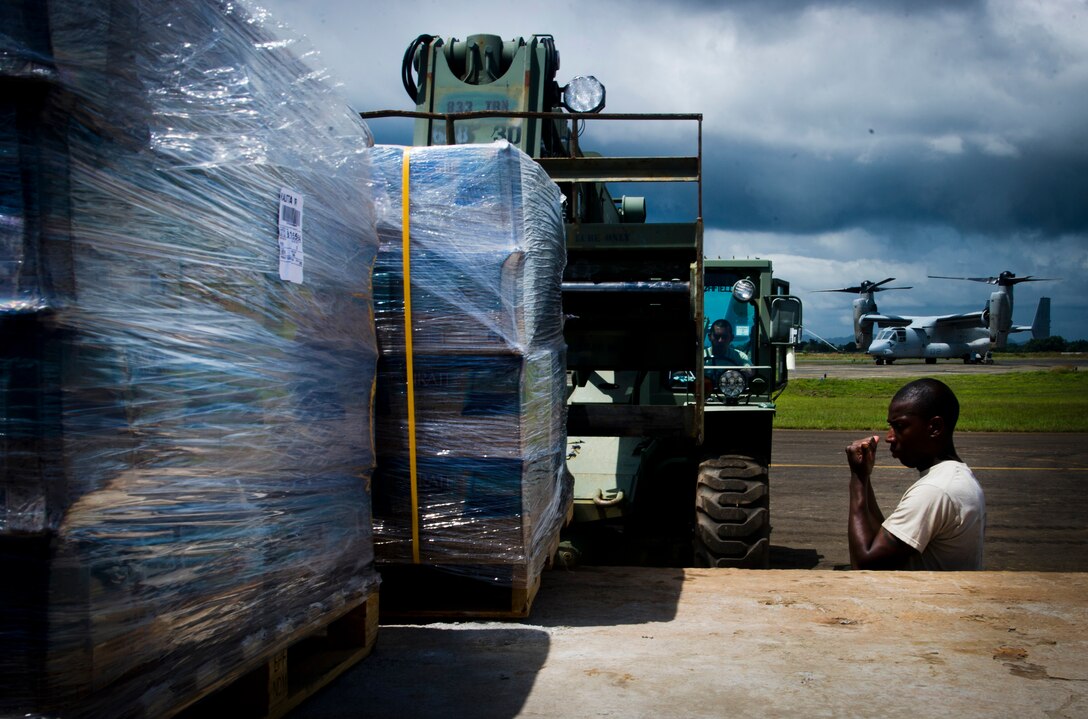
[846,434,880,480]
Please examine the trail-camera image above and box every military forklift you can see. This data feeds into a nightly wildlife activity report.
[363,33,802,568]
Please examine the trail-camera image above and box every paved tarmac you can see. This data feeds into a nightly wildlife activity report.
[769,429,1088,571]
[776,354,1088,571]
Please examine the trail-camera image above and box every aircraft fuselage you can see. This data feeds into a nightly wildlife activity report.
[866,323,990,364]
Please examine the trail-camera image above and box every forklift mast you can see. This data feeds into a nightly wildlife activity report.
[387,32,708,441]
[363,33,803,568]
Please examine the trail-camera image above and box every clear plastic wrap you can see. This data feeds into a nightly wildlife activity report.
[369,142,571,592]
[1,1,381,716]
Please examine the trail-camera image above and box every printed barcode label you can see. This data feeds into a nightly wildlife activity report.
[280,204,301,227]
[278,187,304,284]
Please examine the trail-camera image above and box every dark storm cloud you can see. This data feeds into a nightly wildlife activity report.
[665,0,983,13]
[256,0,1088,338]
[700,137,1088,235]
[556,0,1088,243]
[588,128,1088,237]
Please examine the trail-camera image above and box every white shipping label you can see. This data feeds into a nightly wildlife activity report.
[278,187,304,283]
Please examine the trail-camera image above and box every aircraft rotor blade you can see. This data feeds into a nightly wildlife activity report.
[1006,276,1058,284]
[868,278,912,291]
[814,279,912,294]
[928,274,997,284]
[929,272,1059,286]
[813,286,865,293]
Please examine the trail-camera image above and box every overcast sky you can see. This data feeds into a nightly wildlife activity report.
[258,0,1088,342]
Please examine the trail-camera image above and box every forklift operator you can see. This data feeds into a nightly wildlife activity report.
[705,319,751,371]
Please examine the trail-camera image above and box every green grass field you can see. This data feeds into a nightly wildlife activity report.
[774,368,1088,432]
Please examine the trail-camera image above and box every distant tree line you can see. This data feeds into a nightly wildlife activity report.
[796,339,857,353]
[1004,336,1088,353]
[796,337,1087,353]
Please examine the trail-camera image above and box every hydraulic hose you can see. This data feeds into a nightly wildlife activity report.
[402,34,435,104]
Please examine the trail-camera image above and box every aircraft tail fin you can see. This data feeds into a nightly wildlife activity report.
[1013,297,1051,339]
[1031,297,1050,340]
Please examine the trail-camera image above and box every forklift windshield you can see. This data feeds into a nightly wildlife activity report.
[704,282,755,364]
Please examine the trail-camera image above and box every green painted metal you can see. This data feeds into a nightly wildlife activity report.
[411,34,553,155]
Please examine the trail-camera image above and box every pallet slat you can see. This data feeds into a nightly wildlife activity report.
[174,591,379,719]
[378,524,564,620]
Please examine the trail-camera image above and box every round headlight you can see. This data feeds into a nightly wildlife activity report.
[562,75,606,113]
[718,369,747,399]
[732,278,756,303]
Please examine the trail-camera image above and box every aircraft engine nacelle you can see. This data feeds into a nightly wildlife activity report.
[988,290,1012,348]
[853,297,877,348]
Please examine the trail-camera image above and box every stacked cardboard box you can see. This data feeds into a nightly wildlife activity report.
[1,2,381,716]
[370,143,570,601]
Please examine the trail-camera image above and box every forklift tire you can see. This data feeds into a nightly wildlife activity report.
[692,527,770,568]
[692,455,770,568]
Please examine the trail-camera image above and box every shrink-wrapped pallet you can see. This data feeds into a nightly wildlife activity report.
[0,1,381,716]
[369,143,570,611]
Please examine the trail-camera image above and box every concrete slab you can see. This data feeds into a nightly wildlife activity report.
[288,568,1088,718]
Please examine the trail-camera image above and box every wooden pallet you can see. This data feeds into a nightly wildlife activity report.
[377,528,562,620]
[172,590,379,719]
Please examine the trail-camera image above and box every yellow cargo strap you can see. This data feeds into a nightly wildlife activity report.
[401,149,420,564]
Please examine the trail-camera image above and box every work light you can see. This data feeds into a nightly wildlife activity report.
[562,76,606,113]
[718,369,747,399]
[732,278,756,303]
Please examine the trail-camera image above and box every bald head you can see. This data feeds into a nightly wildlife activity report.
[891,378,960,434]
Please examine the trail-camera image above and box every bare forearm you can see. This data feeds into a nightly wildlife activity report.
[845,435,912,569]
[865,478,885,524]
[848,474,873,566]
[849,474,913,569]
[848,473,885,567]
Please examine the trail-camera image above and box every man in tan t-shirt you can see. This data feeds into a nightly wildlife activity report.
[844,378,986,570]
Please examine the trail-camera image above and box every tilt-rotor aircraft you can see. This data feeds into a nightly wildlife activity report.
[819,272,1052,364]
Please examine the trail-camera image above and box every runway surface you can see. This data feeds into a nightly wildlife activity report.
[776,354,1087,570]
[769,429,1088,571]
